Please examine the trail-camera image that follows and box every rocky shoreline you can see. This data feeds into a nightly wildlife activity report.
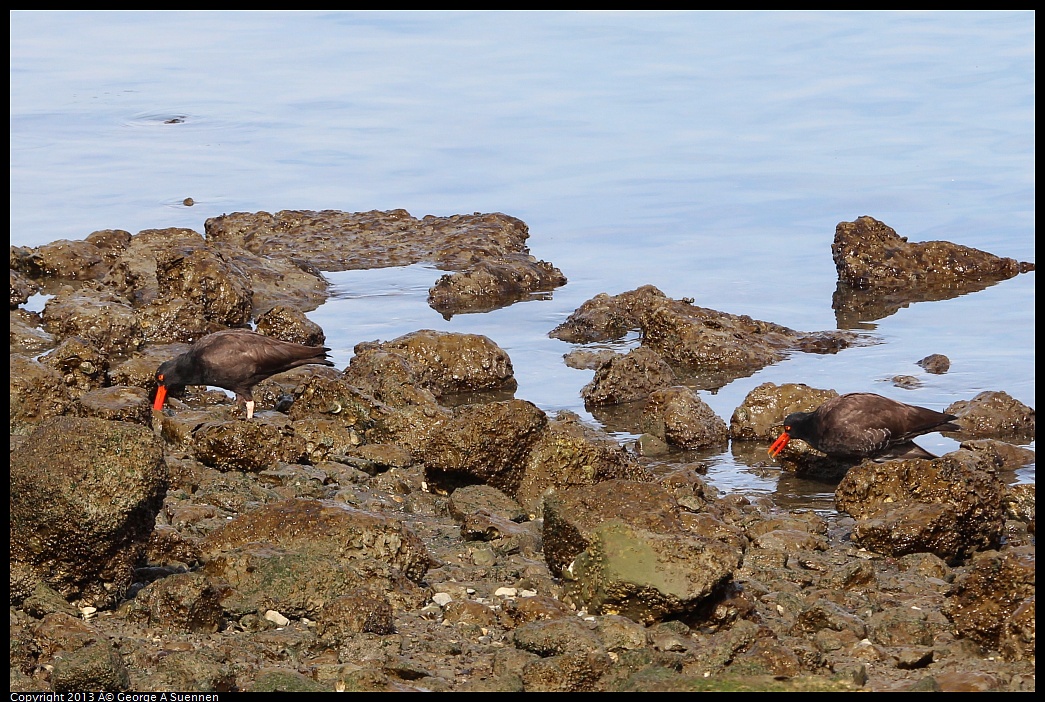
[10,212,1035,691]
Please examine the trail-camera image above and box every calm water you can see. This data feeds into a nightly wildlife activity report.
[11,11,1035,507]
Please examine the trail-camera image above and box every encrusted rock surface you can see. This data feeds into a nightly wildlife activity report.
[8,214,1035,692]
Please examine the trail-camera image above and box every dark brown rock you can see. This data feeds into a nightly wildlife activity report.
[581,346,677,406]
[72,385,153,426]
[10,417,168,608]
[515,412,650,515]
[944,545,1034,657]
[365,329,517,398]
[831,216,1034,325]
[254,303,327,346]
[946,390,1035,443]
[916,354,950,374]
[10,353,73,434]
[40,336,109,398]
[125,572,226,633]
[835,450,1005,564]
[422,399,547,496]
[205,209,533,272]
[428,253,566,317]
[192,417,309,472]
[549,284,667,343]
[41,285,144,355]
[641,385,728,450]
[155,247,253,328]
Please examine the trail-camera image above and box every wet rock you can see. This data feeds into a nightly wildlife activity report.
[191,417,310,472]
[831,216,1034,325]
[641,385,728,450]
[835,450,1005,564]
[72,385,153,426]
[317,590,397,642]
[521,650,612,692]
[21,581,82,619]
[513,616,605,657]
[254,303,327,346]
[729,382,839,443]
[10,353,73,434]
[41,284,144,356]
[342,442,414,476]
[292,417,365,464]
[542,480,689,576]
[422,399,547,495]
[250,364,344,417]
[201,497,431,587]
[891,375,921,389]
[499,595,575,627]
[448,484,528,523]
[215,245,330,316]
[83,228,133,262]
[563,348,618,370]
[155,247,253,328]
[562,519,741,624]
[51,639,131,693]
[549,284,667,343]
[543,480,741,623]
[1001,483,1035,530]
[554,287,863,389]
[946,390,1035,443]
[866,606,939,647]
[133,649,236,692]
[916,353,950,374]
[288,372,387,429]
[10,308,55,353]
[551,286,861,388]
[11,238,109,282]
[428,253,566,317]
[641,295,853,377]
[144,524,203,569]
[10,268,39,308]
[136,297,229,346]
[125,572,225,633]
[944,545,1034,659]
[101,227,206,307]
[343,345,441,408]
[11,417,168,608]
[515,411,650,515]
[40,336,109,398]
[191,470,282,519]
[205,209,534,272]
[959,438,1035,471]
[362,329,517,398]
[582,346,678,406]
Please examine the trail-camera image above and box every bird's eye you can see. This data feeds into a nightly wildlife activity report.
[157,373,165,382]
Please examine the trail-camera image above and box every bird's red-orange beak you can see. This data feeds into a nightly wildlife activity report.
[768,432,790,458]
[153,377,168,411]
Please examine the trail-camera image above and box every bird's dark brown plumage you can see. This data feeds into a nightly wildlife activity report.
[768,392,961,460]
[153,329,333,419]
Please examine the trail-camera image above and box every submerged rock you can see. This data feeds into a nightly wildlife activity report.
[428,253,567,318]
[553,286,865,393]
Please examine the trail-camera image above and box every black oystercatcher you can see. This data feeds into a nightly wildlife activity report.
[153,329,334,419]
[768,392,961,460]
